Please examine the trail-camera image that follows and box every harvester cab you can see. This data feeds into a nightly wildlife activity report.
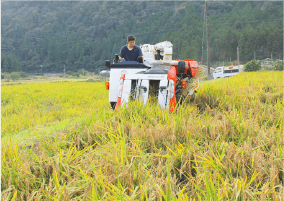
[105,41,200,113]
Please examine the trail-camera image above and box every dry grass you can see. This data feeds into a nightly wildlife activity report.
[1,71,283,200]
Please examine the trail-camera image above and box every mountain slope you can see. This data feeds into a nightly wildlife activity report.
[1,1,282,73]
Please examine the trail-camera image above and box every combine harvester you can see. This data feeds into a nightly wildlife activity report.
[105,41,201,113]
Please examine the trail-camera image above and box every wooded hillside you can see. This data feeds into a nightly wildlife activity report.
[1,1,282,73]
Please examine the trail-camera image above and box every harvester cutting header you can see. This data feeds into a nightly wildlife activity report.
[105,41,200,113]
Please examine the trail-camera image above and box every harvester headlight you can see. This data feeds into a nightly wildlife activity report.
[105,82,110,90]
[169,79,175,99]
[182,80,187,88]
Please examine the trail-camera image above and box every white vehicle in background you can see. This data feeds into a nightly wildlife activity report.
[213,66,240,79]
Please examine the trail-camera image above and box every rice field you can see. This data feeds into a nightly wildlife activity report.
[1,71,283,200]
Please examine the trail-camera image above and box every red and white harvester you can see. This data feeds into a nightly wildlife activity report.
[105,41,200,113]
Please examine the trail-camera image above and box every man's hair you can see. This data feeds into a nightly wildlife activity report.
[127,35,136,42]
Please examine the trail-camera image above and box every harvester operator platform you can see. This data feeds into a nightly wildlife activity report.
[119,35,143,62]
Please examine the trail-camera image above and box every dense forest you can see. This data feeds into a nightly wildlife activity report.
[1,1,283,73]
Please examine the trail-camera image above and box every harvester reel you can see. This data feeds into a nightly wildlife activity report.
[176,83,196,105]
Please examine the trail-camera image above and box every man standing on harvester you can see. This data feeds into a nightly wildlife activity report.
[119,35,143,62]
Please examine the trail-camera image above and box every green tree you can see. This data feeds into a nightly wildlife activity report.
[10,72,21,80]
[244,60,261,72]
[20,72,29,78]
[274,61,283,71]
[72,72,80,77]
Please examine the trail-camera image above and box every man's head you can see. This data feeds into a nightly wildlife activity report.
[127,35,136,48]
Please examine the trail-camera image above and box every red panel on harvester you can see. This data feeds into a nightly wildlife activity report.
[185,60,199,77]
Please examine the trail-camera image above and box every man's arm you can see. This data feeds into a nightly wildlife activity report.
[138,46,143,59]
[118,46,124,60]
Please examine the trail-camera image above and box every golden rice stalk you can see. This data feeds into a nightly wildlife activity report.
[179,67,205,102]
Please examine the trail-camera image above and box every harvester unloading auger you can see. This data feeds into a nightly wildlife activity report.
[105,41,202,113]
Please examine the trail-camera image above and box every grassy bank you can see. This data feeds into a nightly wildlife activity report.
[1,76,100,86]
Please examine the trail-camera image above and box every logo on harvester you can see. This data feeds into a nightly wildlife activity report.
[121,70,128,75]
[229,67,233,69]
[148,75,167,79]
